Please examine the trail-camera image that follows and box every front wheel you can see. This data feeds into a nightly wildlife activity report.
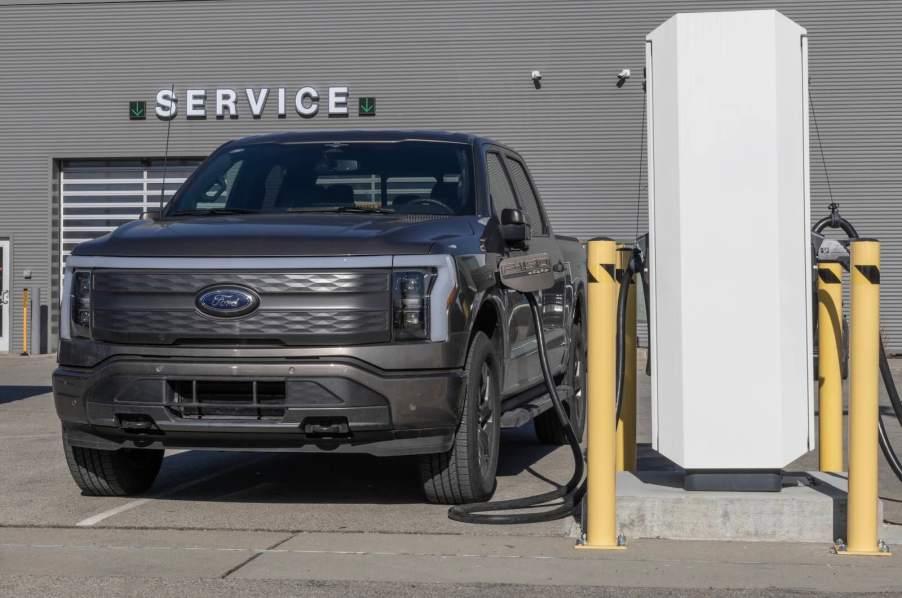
[418,331,501,504]
[63,433,163,496]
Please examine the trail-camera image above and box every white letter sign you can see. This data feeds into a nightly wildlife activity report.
[295,87,319,117]
[328,86,349,115]
[186,89,206,118]
[245,88,269,118]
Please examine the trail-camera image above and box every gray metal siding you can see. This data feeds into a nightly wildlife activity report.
[0,0,900,352]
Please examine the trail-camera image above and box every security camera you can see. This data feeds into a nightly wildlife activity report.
[618,69,631,80]
[530,70,543,89]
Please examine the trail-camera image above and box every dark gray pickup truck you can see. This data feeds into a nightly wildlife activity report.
[54,130,587,504]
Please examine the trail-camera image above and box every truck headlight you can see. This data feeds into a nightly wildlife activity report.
[71,271,92,338]
[392,269,434,341]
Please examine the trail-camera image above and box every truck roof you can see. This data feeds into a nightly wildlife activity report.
[229,130,500,147]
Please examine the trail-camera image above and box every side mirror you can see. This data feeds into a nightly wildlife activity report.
[499,208,530,247]
[142,207,162,222]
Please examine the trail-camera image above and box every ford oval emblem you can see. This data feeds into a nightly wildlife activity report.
[196,286,259,317]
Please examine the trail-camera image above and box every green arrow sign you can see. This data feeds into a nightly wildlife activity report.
[358,97,376,116]
[129,101,146,120]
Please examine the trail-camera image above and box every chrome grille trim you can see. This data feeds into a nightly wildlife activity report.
[93,309,389,340]
[67,255,393,269]
[94,270,390,294]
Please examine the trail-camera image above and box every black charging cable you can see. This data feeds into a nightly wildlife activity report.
[616,248,643,422]
[448,292,584,523]
[813,208,902,482]
[449,248,645,524]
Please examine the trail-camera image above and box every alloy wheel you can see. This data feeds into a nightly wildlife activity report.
[476,361,495,471]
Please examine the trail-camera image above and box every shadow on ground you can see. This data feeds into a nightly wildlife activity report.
[0,385,52,404]
[106,426,565,507]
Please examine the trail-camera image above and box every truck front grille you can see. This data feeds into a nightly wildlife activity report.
[90,269,392,346]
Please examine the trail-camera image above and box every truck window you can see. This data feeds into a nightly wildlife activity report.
[486,152,518,216]
[195,158,243,210]
[316,174,380,206]
[168,141,475,216]
[504,157,547,235]
[386,175,460,209]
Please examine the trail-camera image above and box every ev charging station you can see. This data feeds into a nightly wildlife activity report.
[575,9,898,555]
[645,11,814,489]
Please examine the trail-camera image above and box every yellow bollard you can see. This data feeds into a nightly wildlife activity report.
[817,261,844,473]
[577,238,624,550]
[615,247,637,472]
[21,288,29,356]
[838,239,890,556]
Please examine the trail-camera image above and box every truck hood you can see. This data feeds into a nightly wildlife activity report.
[72,213,476,257]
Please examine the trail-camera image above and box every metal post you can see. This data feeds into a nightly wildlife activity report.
[31,288,40,355]
[837,239,890,556]
[577,238,624,550]
[20,287,29,356]
[616,246,637,472]
[38,288,48,354]
[817,261,844,473]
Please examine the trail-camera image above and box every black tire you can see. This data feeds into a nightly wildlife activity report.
[535,319,586,444]
[63,434,163,496]
[418,331,501,504]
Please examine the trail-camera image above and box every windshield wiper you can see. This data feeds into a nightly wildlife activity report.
[170,208,261,216]
[286,206,395,214]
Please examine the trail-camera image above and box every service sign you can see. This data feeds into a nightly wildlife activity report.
[145,86,374,120]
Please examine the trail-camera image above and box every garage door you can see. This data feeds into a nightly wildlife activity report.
[59,159,202,284]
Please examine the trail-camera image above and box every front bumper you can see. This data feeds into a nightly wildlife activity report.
[54,355,465,457]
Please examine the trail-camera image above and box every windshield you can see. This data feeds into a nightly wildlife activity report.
[167,141,475,216]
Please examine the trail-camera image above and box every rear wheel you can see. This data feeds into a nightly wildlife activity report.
[535,319,586,444]
[63,434,163,496]
[418,331,501,504]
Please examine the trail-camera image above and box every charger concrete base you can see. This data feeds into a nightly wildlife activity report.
[574,461,886,543]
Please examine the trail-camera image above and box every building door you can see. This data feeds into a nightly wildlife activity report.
[0,240,9,352]
[59,159,202,287]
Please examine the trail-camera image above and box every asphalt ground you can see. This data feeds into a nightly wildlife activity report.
[1,353,901,596]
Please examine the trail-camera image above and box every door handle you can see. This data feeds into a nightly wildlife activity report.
[1,290,7,305]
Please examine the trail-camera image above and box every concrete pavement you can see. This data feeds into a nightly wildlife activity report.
[1,353,901,596]
[0,527,900,595]
[1,578,897,598]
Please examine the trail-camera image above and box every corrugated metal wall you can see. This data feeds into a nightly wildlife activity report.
[0,0,900,352]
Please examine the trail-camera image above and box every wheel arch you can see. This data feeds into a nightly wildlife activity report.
[466,290,506,358]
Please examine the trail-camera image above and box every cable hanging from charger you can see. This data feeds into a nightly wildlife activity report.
[449,247,646,524]
[813,207,902,482]
[809,79,902,482]
[447,292,585,524]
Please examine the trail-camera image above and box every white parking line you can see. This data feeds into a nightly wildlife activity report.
[76,454,266,527]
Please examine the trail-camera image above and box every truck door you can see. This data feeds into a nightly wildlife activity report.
[502,153,568,378]
[485,150,567,395]
[486,151,532,394]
